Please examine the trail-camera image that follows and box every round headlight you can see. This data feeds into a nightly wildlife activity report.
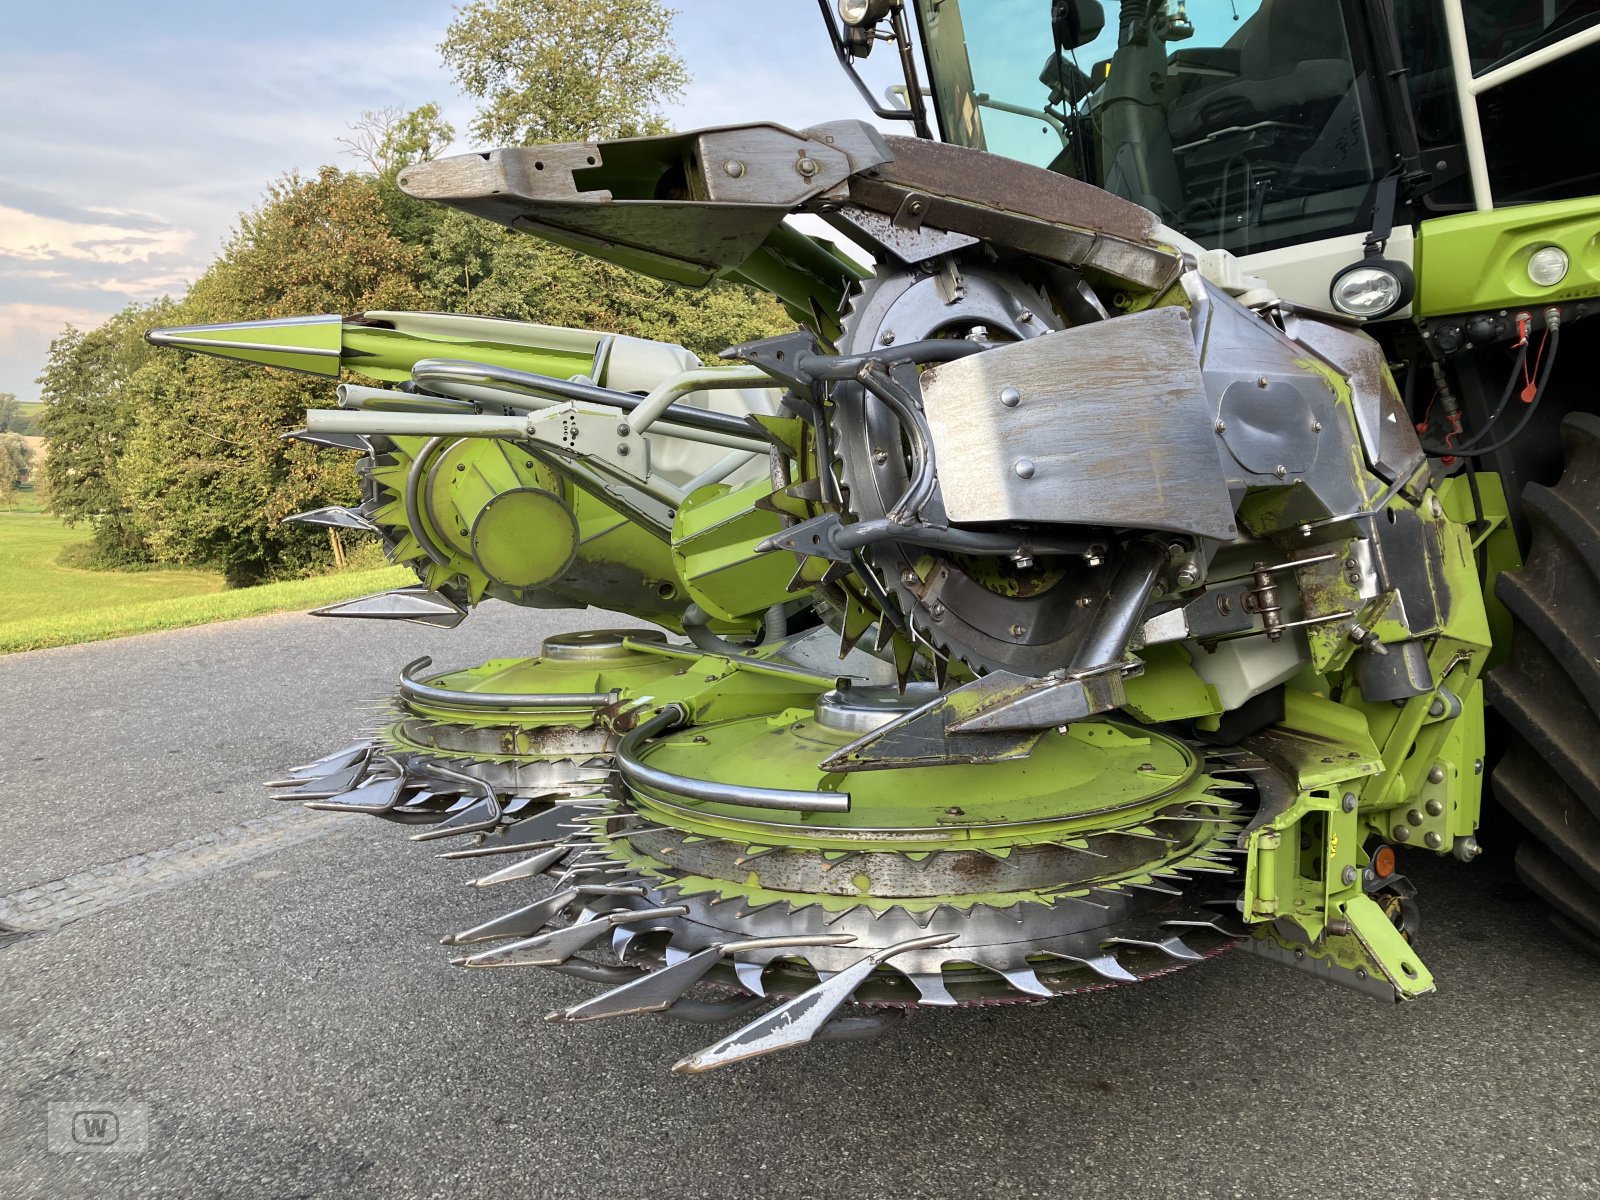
[1330,264,1405,318]
[838,0,878,25]
[1528,245,1569,287]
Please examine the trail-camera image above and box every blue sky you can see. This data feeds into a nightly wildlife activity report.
[0,1,908,401]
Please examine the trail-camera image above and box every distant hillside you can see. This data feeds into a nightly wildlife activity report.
[11,402,44,437]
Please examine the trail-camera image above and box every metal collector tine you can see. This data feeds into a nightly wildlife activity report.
[269,761,368,801]
[672,933,955,1073]
[304,774,406,814]
[273,741,371,781]
[548,934,859,1024]
[459,907,688,969]
[466,844,570,888]
[439,889,581,947]
[435,805,581,859]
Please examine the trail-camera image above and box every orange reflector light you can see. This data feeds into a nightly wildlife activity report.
[1372,845,1397,878]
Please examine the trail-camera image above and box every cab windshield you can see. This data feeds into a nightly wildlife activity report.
[916,0,1383,254]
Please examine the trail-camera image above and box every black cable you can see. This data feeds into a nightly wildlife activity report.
[1420,341,1528,456]
[1454,327,1561,459]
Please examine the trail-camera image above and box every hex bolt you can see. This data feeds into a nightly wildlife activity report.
[1000,386,1021,408]
[1012,554,1034,570]
[1009,623,1026,639]
[1256,376,1269,388]
[1274,465,1288,479]
[1018,309,1034,324]
[1425,798,1444,817]
[722,160,746,178]
[1393,825,1411,842]
[1474,758,1484,775]
[1215,594,1233,615]
[796,157,819,177]
[1341,865,1358,886]
[930,602,946,619]
[1176,562,1201,587]
[1215,420,1228,432]
[1425,831,1443,849]
[1077,596,1093,609]
[872,448,888,466]
[880,331,896,345]
[1342,792,1358,813]
[1406,808,1424,827]
[1013,458,1036,479]
[1427,765,1445,785]
[900,569,919,585]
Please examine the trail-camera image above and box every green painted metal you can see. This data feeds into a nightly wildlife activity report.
[1438,471,1521,671]
[146,312,601,381]
[628,715,1213,852]
[1415,194,1600,317]
[671,479,811,623]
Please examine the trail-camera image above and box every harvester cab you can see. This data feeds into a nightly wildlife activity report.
[146,0,1600,1071]
[830,0,1599,325]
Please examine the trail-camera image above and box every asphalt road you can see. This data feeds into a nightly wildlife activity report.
[1,604,1597,1200]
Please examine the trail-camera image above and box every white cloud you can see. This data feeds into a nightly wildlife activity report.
[0,204,193,266]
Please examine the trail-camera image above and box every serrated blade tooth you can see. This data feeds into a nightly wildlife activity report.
[873,618,895,654]
[672,933,956,1073]
[1106,934,1204,962]
[466,844,570,888]
[910,971,958,1007]
[613,925,643,961]
[1126,880,1184,897]
[1067,952,1138,983]
[439,889,580,946]
[998,966,1055,998]
[734,958,768,996]
[548,946,726,1023]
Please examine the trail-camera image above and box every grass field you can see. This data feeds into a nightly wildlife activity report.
[0,508,411,654]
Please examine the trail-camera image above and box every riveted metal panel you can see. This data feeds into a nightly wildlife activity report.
[917,306,1237,540]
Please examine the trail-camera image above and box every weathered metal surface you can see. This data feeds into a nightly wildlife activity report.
[919,306,1236,540]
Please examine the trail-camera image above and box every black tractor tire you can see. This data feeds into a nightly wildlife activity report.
[1487,411,1600,950]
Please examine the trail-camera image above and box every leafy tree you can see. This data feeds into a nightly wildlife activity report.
[0,393,18,433]
[440,0,688,145]
[121,168,427,585]
[423,210,791,362]
[339,103,456,179]
[0,432,31,503]
[35,301,177,564]
[427,1,789,359]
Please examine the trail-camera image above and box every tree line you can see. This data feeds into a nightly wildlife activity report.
[36,0,790,584]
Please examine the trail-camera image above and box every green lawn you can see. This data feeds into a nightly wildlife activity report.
[0,510,411,654]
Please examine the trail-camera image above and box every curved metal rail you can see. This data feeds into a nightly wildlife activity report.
[617,705,852,813]
[400,656,617,711]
